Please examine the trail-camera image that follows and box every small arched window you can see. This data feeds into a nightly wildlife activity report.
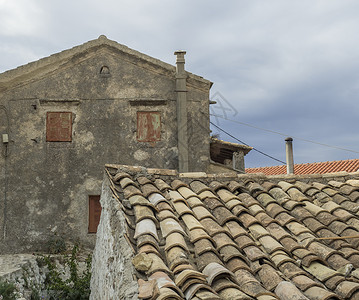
[99,66,110,76]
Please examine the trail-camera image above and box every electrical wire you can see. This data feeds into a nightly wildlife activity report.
[210,114,359,154]
[0,105,9,239]
[0,105,10,131]
[0,105,11,157]
[210,121,286,164]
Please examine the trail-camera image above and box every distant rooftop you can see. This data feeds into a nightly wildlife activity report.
[246,159,359,175]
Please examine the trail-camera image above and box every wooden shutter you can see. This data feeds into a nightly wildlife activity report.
[88,195,102,233]
[46,112,72,142]
[137,111,161,142]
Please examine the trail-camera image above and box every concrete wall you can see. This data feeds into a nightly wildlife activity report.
[0,44,211,253]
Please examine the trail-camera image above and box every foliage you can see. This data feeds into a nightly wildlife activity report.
[42,245,92,300]
[1,244,91,300]
[211,133,220,139]
[46,235,66,254]
[0,279,16,300]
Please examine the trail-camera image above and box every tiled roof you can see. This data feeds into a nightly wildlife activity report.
[246,159,359,175]
[210,138,253,154]
[105,164,359,299]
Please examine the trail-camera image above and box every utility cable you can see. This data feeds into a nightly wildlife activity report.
[210,121,286,164]
[0,105,11,157]
[0,105,9,240]
[0,105,10,131]
[210,114,359,155]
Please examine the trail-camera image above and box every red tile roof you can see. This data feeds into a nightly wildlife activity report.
[246,159,359,175]
[98,164,359,299]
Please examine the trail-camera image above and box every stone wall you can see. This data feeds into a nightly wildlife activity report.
[0,254,47,299]
[0,250,92,300]
[90,176,138,299]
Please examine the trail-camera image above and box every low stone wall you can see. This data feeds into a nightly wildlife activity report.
[0,254,47,299]
[90,176,138,299]
[0,251,92,299]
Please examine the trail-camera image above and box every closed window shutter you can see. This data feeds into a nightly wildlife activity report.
[46,112,72,142]
[137,111,161,142]
[88,195,101,233]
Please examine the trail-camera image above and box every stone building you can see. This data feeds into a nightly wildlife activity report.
[0,35,218,253]
[0,35,252,254]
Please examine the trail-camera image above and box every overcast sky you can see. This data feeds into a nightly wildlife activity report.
[1,0,358,168]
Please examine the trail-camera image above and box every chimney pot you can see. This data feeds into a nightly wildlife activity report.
[174,51,186,75]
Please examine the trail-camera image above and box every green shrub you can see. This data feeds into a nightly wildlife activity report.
[42,245,92,300]
[46,235,66,254]
[0,279,16,300]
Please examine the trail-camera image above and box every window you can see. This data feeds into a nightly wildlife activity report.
[46,112,72,142]
[137,111,161,142]
[88,195,102,233]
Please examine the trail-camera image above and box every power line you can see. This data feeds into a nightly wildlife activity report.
[210,114,359,155]
[210,121,286,164]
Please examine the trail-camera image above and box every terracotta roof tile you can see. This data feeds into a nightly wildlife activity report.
[101,165,359,299]
[246,159,359,175]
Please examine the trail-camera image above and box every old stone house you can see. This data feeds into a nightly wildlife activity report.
[0,36,250,254]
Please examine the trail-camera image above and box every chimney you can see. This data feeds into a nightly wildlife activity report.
[285,137,294,174]
[174,51,189,172]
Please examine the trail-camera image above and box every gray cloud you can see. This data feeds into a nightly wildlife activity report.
[1,0,358,167]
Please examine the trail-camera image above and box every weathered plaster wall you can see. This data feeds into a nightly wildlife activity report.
[0,44,211,253]
[90,176,138,300]
[207,162,238,175]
